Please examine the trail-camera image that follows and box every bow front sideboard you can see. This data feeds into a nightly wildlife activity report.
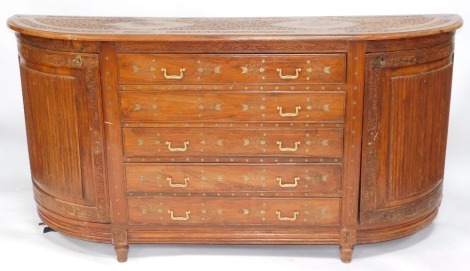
[7,14,462,262]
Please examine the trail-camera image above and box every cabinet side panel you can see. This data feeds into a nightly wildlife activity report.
[360,38,454,227]
[17,42,109,223]
[389,66,452,200]
[21,66,82,198]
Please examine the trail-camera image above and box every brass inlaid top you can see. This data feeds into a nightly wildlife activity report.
[8,14,462,41]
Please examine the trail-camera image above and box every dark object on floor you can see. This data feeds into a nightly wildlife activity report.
[39,222,56,233]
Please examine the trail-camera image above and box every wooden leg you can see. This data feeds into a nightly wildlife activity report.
[339,228,356,263]
[112,228,129,262]
[340,245,354,263]
[115,244,129,262]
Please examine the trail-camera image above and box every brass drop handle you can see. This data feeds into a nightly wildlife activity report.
[167,177,189,188]
[168,210,191,221]
[277,141,300,152]
[275,211,299,221]
[161,68,185,80]
[166,141,189,152]
[277,68,301,79]
[277,106,301,117]
[277,177,300,188]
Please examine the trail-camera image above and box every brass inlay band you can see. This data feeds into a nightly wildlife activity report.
[165,141,189,152]
[168,210,191,221]
[161,68,185,80]
[276,68,301,79]
[277,177,300,188]
[277,141,300,152]
[275,211,299,221]
[167,177,189,188]
[277,106,301,117]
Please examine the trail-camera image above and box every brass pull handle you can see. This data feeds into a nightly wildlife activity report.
[276,141,300,152]
[166,141,189,152]
[277,106,301,117]
[277,177,300,188]
[161,68,185,80]
[275,211,299,221]
[167,177,189,188]
[168,210,191,221]
[71,56,82,67]
[277,68,301,79]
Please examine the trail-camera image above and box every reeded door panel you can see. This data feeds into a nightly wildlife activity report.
[360,44,454,226]
[19,44,109,222]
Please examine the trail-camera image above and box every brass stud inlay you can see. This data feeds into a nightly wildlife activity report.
[134,103,142,111]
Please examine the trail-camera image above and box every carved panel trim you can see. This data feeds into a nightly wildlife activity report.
[115,40,348,53]
[83,54,108,219]
[361,59,381,214]
[340,228,357,247]
[369,43,453,69]
[361,185,442,225]
[17,34,99,53]
[34,185,108,222]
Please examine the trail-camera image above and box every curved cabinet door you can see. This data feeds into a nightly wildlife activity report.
[360,43,454,227]
[19,44,109,223]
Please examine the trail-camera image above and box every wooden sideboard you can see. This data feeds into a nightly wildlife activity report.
[8,14,462,262]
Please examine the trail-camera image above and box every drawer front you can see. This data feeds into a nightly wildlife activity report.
[126,164,342,196]
[120,92,345,123]
[128,197,341,226]
[123,128,343,158]
[117,54,346,84]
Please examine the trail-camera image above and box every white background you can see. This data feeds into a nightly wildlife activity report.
[0,1,469,270]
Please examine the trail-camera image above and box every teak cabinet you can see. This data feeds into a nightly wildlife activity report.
[8,14,462,262]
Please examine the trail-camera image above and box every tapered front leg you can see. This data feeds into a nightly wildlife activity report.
[340,245,354,263]
[112,229,129,262]
[115,244,129,262]
[339,228,356,263]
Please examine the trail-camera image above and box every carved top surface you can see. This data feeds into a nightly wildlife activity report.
[8,14,462,41]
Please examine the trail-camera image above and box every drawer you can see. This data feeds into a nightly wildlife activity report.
[120,92,345,123]
[117,54,346,84]
[128,197,341,226]
[123,128,343,158]
[126,164,342,196]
